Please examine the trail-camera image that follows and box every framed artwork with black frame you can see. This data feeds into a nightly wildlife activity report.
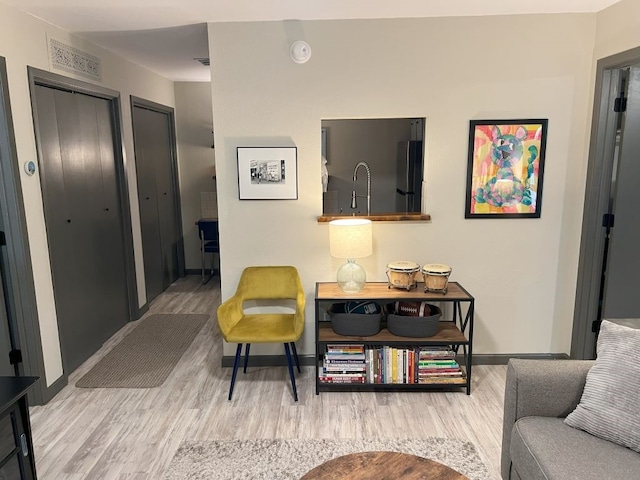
[465,119,548,218]
[237,146,298,200]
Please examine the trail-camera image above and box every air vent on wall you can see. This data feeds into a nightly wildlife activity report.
[194,58,210,66]
[48,38,102,82]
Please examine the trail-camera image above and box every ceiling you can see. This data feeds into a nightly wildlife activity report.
[1,0,623,82]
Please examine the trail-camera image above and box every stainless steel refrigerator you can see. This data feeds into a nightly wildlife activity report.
[396,140,423,212]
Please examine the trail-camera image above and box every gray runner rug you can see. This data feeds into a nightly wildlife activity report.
[76,313,208,388]
[163,438,491,480]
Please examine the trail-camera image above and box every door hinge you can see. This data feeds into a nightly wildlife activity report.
[602,213,615,228]
[0,231,5,246]
[592,320,602,333]
[9,349,22,365]
[614,96,627,112]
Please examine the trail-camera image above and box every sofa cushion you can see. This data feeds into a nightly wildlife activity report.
[510,416,640,480]
[565,320,640,452]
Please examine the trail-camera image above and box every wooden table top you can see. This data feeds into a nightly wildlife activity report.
[301,451,468,480]
[315,282,473,302]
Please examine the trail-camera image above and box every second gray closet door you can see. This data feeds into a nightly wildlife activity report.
[34,85,129,373]
[132,105,179,303]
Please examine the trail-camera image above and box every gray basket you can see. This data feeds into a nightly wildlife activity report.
[329,312,382,336]
[387,305,441,337]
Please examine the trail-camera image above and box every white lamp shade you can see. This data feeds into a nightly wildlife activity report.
[329,219,372,259]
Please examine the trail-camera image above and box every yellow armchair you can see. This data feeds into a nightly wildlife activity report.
[216,266,305,401]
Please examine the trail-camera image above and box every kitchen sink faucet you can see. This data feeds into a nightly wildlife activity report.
[350,161,371,216]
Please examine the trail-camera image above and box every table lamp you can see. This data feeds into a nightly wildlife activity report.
[329,218,373,293]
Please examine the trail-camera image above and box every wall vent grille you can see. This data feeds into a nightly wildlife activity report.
[194,57,210,66]
[49,39,102,81]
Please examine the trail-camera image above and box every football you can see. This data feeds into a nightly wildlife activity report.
[394,301,431,317]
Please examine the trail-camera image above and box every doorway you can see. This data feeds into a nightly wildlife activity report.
[0,260,15,376]
[571,47,640,359]
[29,68,138,374]
[0,56,19,378]
[1,57,45,394]
[131,97,184,303]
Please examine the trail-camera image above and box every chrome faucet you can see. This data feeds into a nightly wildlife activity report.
[350,161,371,216]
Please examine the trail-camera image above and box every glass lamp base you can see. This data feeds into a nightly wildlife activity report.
[337,259,366,293]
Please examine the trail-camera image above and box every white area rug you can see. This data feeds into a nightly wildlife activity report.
[163,438,491,479]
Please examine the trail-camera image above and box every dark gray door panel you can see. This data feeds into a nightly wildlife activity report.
[132,104,180,302]
[34,85,129,373]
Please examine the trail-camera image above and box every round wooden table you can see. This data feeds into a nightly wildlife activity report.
[301,451,469,480]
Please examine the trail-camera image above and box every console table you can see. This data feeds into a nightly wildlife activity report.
[315,282,474,395]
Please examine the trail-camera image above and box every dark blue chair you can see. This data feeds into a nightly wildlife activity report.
[197,219,219,284]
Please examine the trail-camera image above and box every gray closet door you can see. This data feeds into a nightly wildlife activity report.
[132,105,179,302]
[602,67,640,318]
[34,85,129,373]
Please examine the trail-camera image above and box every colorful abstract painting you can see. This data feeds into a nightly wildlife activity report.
[465,119,547,218]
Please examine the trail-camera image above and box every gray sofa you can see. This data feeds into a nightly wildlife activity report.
[501,359,640,479]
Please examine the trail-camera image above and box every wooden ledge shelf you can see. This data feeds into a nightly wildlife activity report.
[317,213,431,223]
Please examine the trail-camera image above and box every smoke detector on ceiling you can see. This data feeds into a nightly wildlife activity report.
[290,41,311,64]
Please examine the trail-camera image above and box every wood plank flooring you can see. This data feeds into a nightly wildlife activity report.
[29,276,507,479]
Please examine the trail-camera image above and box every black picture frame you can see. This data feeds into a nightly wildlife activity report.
[465,119,548,219]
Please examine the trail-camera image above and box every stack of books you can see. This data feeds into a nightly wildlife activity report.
[319,344,366,383]
[365,346,417,384]
[417,347,466,384]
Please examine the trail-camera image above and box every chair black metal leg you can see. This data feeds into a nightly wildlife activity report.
[243,344,251,373]
[209,253,216,277]
[290,342,301,373]
[284,343,298,402]
[202,251,213,285]
[201,244,206,284]
[228,344,243,401]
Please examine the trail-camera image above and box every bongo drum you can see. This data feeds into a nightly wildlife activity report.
[422,264,452,293]
[386,261,421,291]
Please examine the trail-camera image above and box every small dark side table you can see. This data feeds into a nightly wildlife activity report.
[0,376,39,479]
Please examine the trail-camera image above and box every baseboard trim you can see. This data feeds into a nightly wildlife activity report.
[221,353,569,368]
[135,303,149,320]
[36,373,67,405]
[185,269,220,276]
[470,353,570,365]
[221,354,316,368]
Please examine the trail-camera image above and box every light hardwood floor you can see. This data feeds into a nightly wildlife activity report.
[29,276,507,479]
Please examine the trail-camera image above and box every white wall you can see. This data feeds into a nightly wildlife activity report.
[551,0,640,352]
[174,82,216,270]
[0,2,175,386]
[595,0,640,60]
[209,14,598,358]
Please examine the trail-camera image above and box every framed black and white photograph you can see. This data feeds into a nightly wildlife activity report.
[237,147,298,200]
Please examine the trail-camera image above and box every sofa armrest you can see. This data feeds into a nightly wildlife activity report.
[500,359,594,479]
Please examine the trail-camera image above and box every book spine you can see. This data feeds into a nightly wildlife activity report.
[391,347,397,384]
[327,344,365,353]
[324,359,367,364]
[385,346,392,384]
[319,376,366,384]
